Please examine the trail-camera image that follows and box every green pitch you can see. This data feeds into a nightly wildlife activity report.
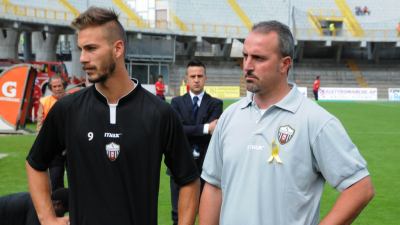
[0,101,399,224]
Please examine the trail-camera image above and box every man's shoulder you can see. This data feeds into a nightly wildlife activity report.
[203,92,221,102]
[299,97,335,123]
[209,96,223,104]
[56,86,92,107]
[138,86,173,111]
[171,94,188,102]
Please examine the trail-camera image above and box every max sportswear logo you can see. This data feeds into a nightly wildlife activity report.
[2,81,17,97]
[247,145,265,151]
[104,132,122,138]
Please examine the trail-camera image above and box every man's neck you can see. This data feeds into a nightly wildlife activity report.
[95,69,134,104]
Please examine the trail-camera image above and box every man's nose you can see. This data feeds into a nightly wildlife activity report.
[244,62,254,75]
[80,50,88,63]
[243,57,254,72]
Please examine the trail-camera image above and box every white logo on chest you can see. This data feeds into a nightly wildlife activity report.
[104,132,122,138]
[247,145,265,151]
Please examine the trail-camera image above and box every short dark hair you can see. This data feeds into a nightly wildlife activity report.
[71,6,127,47]
[158,75,163,79]
[251,20,294,58]
[186,59,206,74]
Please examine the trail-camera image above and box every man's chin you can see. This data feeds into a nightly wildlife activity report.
[87,78,97,83]
[87,75,104,83]
[246,84,259,93]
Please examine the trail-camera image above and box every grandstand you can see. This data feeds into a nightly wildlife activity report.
[0,0,399,100]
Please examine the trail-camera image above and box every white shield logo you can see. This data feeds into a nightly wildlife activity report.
[106,142,120,161]
[278,125,295,145]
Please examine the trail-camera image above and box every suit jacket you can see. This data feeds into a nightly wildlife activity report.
[170,92,223,172]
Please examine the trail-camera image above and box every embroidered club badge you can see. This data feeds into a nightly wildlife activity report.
[106,142,120,161]
[277,125,295,145]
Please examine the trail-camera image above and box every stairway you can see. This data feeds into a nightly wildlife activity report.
[346,60,368,87]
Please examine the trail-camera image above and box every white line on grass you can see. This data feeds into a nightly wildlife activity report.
[0,153,8,159]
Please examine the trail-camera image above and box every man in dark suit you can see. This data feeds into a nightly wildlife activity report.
[169,59,223,225]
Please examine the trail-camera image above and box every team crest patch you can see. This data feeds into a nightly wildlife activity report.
[277,125,295,145]
[106,142,120,161]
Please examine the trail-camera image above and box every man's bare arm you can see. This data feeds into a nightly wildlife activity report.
[178,178,201,225]
[26,161,69,225]
[320,176,374,225]
[199,182,222,225]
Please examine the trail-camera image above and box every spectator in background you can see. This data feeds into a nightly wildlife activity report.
[363,6,370,15]
[329,23,336,36]
[155,74,166,100]
[313,75,320,101]
[0,188,69,225]
[199,20,374,225]
[36,75,67,131]
[396,22,400,36]
[36,75,67,192]
[356,6,371,16]
[169,59,223,225]
[355,6,362,16]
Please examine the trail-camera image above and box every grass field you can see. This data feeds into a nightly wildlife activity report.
[0,100,399,224]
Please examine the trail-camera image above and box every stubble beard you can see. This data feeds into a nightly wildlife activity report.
[246,82,261,93]
[88,61,116,84]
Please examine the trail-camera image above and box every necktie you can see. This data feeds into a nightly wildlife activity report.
[192,96,199,121]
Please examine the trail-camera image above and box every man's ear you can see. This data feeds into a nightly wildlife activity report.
[280,56,292,74]
[114,40,124,58]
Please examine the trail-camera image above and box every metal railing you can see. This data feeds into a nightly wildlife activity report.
[120,17,249,37]
[295,28,399,40]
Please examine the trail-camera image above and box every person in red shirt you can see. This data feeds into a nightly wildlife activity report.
[155,75,166,100]
[313,76,320,101]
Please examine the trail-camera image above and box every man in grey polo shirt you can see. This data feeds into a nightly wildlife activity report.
[199,21,374,225]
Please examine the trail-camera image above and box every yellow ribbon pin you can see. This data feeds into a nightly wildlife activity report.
[268,140,282,164]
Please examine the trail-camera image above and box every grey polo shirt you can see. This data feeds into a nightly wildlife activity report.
[201,84,369,225]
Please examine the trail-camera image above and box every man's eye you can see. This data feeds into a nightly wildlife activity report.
[85,46,96,51]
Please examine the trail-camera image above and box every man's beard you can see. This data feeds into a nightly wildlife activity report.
[245,71,260,93]
[88,61,116,83]
[246,83,260,93]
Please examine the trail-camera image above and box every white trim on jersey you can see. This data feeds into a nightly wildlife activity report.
[109,104,117,124]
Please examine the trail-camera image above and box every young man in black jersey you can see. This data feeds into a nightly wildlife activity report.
[26,6,200,225]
